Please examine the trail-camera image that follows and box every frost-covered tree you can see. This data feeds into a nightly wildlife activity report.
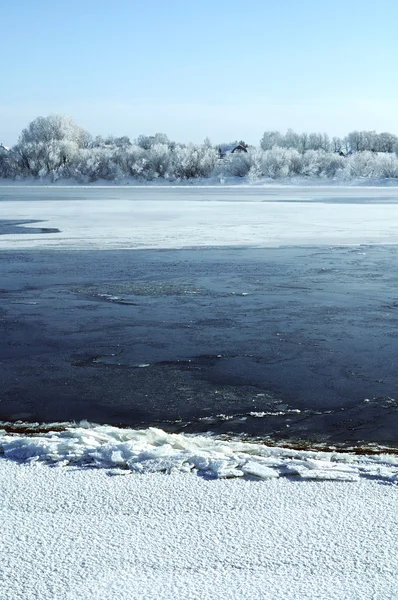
[346,131,379,153]
[307,132,330,152]
[298,132,309,153]
[331,137,344,153]
[135,135,152,150]
[345,131,360,153]
[377,132,398,153]
[0,145,11,178]
[261,130,331,153]
[13,115,91,179]
[283,129,301,151]
[135,133,170,150]
[260,131,283,151]
[19,115,90,148]
[114,136,132,148]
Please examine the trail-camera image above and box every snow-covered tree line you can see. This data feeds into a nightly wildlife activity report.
[260,129,398,154]
[224,147,398,180]
[2,115,398,182]
[0,116,217,182]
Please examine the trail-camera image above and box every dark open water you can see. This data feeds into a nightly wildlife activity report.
[1,242,398,449]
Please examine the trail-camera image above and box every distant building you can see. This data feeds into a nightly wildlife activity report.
[218,143,248,159]
[0,143,9,151]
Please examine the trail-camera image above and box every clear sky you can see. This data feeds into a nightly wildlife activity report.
[2,0,398,145]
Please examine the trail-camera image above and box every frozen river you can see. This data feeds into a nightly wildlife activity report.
[3,184,398,250]
[1,185,398,448]
[1,185,398,600]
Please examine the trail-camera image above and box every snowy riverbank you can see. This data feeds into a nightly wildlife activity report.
[3,175,398,187]
[0,456,397,600]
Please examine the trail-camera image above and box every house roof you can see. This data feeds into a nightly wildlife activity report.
[218,144,247,157]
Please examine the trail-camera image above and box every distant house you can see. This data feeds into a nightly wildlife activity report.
[218,143,248,159]
[0,144,8,152]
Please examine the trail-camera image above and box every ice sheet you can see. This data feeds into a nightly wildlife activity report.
[2,186,398,250]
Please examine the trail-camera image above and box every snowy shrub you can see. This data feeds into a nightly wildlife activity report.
[242,148,344,180]
[374,154,398,179]
[316,152,345,178]
[196,146,218,177]
[10,141,73,179]
[341,151,377,180]
[298,150,321,176]
[113,145,146,179]
[171,145,217,179]
[122,143,173,180]
[146,143,172,178]
[221,151,253,177]
[297,150,340,177]
[254,147,291,178]
[70,147,123,182]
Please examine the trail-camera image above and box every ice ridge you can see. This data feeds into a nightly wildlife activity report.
[1,424,397,482]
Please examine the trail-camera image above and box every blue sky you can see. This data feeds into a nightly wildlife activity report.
[2,0,398,145]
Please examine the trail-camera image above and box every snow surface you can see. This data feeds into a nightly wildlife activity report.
[2,186,398,250]
[0,457,397,600]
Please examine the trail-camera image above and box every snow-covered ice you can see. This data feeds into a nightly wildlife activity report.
[2,186,398,250]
